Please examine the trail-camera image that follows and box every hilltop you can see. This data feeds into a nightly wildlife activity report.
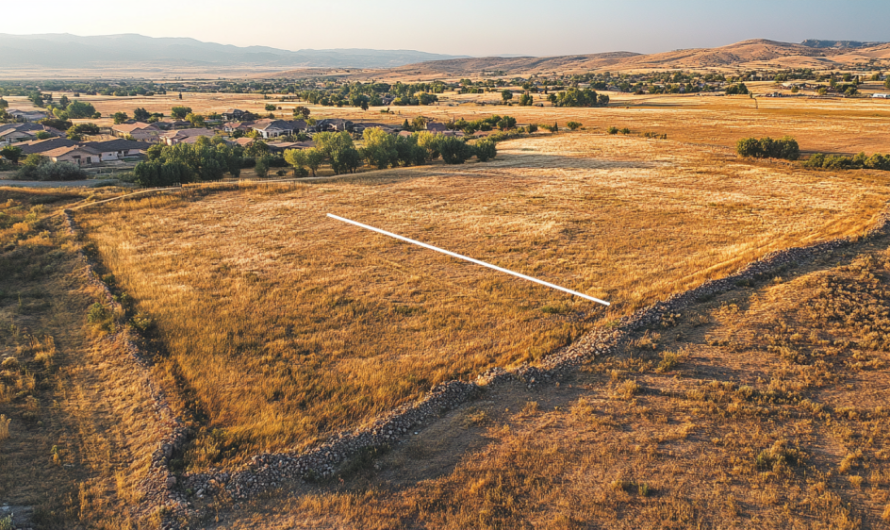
[265,39,890,80]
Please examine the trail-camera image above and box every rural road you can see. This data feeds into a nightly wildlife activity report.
[0,179,120,188]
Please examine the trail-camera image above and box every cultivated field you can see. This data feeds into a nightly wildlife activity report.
[76,132,890,470]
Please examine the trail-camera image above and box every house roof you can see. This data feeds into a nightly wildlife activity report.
[112,122,157,133]
[267,141,315,150]
[162,128,215,139]
[83,139,150,152]
[251,119,306,131]
[233,138,255,146]
[17,138,79,154]
[43,145,101,158]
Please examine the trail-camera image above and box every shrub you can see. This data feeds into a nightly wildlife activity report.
[567,121,582,130]
[474,139,497,162]
[527,123,538,134]
[438,136,475,164]
[804,151,890,171]
[736,136,800,160]
[607,127,619,135]
[255,155,270,178]
[17,160,88,181]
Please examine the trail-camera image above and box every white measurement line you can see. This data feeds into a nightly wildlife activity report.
[327,214,610,306]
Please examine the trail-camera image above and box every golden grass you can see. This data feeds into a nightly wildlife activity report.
[76,132,890,468]
[0,188,172,528]
[8,86,889,154]
[212,240,890,530]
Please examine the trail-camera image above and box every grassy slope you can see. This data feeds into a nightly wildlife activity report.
[77,133,890,469]
[208,228,890,530]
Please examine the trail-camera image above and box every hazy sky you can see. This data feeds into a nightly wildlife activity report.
[4,0,889,57]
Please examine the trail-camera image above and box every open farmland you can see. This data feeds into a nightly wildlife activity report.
[76,132,890,471]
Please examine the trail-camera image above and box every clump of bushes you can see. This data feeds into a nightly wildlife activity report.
[16,156,89,181]
[804,152,890,171]
[725,83,749,95]
[643,132,667,139]
[736,136,800,161]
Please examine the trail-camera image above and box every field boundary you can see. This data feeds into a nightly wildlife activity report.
[62,210,192,529]
[171,203,890,505]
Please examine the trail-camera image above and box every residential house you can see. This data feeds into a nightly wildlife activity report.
[233,137,256,148]
[6,109,49,122]
[43,145,102,165]
[111,122,160,142]
[425,122,448,133]
[251,119,307,139]
[224,121,254,134]
[267,141,315,154]
[82,139,149,161]
[17,138,80,155]
[221,109,245,121]
[352,122,396,134]
[0,123,59,146]
[311,119,352,133]
[161,128,216,145]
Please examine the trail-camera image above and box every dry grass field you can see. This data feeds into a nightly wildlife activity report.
[212,234,890,530]
[75,132,890,472]
[5,84,890,154]
[0,186,177,529]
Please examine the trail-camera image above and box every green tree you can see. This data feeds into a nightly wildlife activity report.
[0,145,23,165]
[567,121,582,131]
[438,136,474,164]
[255,154,271,178]
[65,100,96,119]
[474,139,497,162]
[519,93,533,106]
[133,160,193,187]
[501,90,513,102]
[113,112,129,125]
[35,131,52,140]
[362,128,399,169]
[58,95,70,109]
[415,131,441,161]
[133,107,151,121]
[0,98,7,109]
[885,77,890,91]
[185,113,206,128]
[171,106,192,120]
[304,148,324,177]
[284,148,309,177]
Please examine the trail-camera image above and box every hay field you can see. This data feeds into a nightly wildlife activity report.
[76,132,890,469]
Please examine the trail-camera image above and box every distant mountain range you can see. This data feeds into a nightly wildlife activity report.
[0,33,469,69]
[1,34,888,79]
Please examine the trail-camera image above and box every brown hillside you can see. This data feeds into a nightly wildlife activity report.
[262,39,884,80]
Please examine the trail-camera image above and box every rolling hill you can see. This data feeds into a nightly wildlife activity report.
[269,39,890,80]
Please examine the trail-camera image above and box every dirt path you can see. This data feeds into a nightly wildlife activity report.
[0,179,120,188]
